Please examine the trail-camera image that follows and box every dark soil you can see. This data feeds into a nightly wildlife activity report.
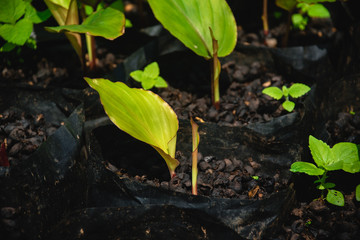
[1,0,360,239]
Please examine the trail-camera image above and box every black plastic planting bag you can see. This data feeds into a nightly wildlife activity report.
[0,104,85,239]
[70,116,300,240]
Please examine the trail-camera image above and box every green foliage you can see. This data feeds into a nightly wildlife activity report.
[130,62,168,90]
[276,0,333,31]
[290,135,360,206]
[84,77,179,178]
[0,0,51,52]
[262,83,310,112]
[147,0,237,108]
[45,0,125,40]
[356,184,360,202]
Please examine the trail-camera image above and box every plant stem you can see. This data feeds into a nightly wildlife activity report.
[209,28,221,110]
[190,117,199,195]
[86,34,97,71]
[262,0,269,37]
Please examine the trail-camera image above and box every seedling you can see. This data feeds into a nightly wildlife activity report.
[44,0,125,71]
[84,77,179,178]
[147,0,237,109]
[275,0,335,46]
[130,62,168,90]
[290,135,360,206]
[190,117,200,195]
[262,83,310,112]
[252,176,259,180]
[0,0,51,52]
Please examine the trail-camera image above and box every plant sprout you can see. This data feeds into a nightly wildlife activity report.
[190,117,200,195]
[130,62,168,90]
[290,135,360,206]
[0,0,51,52]
[85,77,179,178]
[262,83,310,112]
[147,0,237,109]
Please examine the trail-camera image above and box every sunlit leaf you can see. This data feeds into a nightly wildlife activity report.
[308,4,330,18]
[0,18,32,45]
[262,87,283,100]
[84,78,179,177]
[147,0,237,59]
[276,0,297,11]
[0,0,25,23]
[332,142,360,173]
[282,100,295,112]
[289,83,311,98]
[309,135,333,169]
[290,161,324,176]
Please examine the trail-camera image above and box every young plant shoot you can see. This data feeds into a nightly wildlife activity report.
[262,83,310,112]
[0,0,51,52]
[44,0,125,70]
[147,0,237,109]
[130,62,168,90]
[290,135,360,206]
[190,117,200,195]
[84,77,179,178]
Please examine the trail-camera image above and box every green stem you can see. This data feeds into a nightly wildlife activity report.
[262,0,269,37]
[86,34,96,71]
[209,28,220,110]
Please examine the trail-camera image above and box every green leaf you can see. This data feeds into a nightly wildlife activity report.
[290,161,324,176]
[141,78,156,90]
[298,0,336,3]
[154,77,168,88]
[308,4,330,18]
[326,189,344,207]
[282,86,289,98]
[276,0,297,11]
[25,2,52,24]
[332,142,360,173]
[322,182,335,189]
[0,42,17,52]
[282,100,295,112]
[356,184,360,202]
[262,87,283,100]
[0,0,26,23]
[147,0,237,59]
[292,14,307,30]
[46,0,125,40]
[84,78,179,177]
[143,62,160,79]
[289,83,311,98]
[130,70,144,83]
[309,135,333,169]
[0,18,33,46]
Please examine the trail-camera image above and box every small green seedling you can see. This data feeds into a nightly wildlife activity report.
[130,62,168,90]
[85,77,179,178]
[252,176,260,180]
[147,0,237,109]
[262,83,310,112]
[0,0,51,52]
[290,135,360,206]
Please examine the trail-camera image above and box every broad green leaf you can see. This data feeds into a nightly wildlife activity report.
[356,184,360,202]
[147,0,237,59]
[0,18,33,45]
[130,70,143,82]
[154,77,168,88]
[25,2,52,24]
[84,78,179,177]
[44,0,76,26]
[0,0,25,23]
[309,135,332,169]
[308,4,330,18]
[143,62,160,79]
[322,182,335,189]
[289,83,311,98]
[276,0,297,12]
[290,161,324,176]
[46,1,125,40]
[282,100,295,112]
[262,87,283,100]
[326,189,344,207]
[332,142,360,173]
